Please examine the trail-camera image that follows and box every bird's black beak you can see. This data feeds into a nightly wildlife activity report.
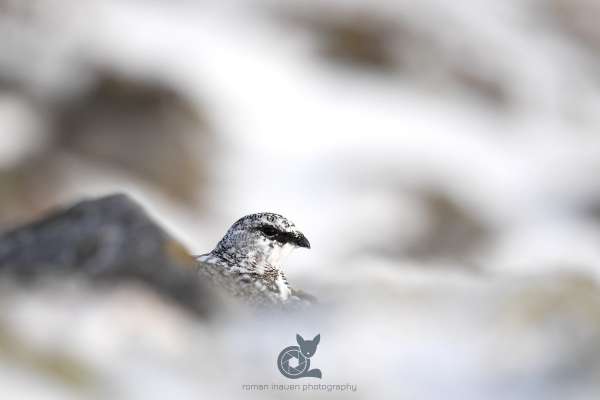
[292,232,311,249]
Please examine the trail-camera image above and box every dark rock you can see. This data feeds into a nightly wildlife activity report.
[0,193,217,317]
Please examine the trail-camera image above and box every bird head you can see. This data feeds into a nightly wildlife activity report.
[213,213,310,271]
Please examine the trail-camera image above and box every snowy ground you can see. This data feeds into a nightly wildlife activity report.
[1,0,600,398]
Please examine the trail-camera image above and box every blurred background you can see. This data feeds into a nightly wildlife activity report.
[2,0,600,399]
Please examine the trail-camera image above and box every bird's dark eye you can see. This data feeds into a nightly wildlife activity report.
[258,225,278,237]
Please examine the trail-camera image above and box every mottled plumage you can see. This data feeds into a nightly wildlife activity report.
[196,213,314,308]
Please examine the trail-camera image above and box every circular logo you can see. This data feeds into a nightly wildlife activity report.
[276,334,322,379]
[277,346,309,378]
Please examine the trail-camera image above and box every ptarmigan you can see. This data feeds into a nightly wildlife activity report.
[196,213,314,308]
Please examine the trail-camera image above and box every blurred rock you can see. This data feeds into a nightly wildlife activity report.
[0,70,215,226]
[0,193,217,317]
[0,155,61,231]
[281,10,398,73]
[494,273,600,358]
[52,72,214,206]
[0,273,210,400]
[551,0,600,53]
[364,187,492,267]
[403,189,491,265]
[0,323,98,391]
[473,272,600,394]
[274,4,512,107]
[0,2,217,215]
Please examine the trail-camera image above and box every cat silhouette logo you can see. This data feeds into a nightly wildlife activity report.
[277,334,322,379]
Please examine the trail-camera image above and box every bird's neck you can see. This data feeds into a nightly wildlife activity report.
[213,242,295,274]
